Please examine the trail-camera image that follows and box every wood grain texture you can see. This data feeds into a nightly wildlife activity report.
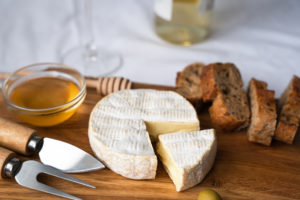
[0,87,299,200]
[0,117,35,155]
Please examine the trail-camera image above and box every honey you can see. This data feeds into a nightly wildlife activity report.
[8,76,82,126]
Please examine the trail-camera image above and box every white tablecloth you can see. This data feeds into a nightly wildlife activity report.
[0,0,299,97]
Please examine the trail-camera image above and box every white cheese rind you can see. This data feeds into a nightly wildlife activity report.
[157,129,217,191]
[89,133,157,179]
[88,89,199,180]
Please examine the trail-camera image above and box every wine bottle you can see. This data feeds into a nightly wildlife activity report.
[154,0,214,46]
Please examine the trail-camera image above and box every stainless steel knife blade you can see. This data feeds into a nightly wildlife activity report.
[39,138,104,173]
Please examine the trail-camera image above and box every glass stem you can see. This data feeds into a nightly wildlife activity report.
[84,0,98,61]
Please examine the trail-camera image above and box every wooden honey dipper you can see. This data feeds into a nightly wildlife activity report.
[86,76,176,96]
[0,72,176,96]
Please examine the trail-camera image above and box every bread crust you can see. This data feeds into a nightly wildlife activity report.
[275,75,300,144]
[247,78,277,146]
[200,64,217,102]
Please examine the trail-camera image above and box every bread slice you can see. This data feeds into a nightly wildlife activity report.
[201,63,250,131]
[247,78,277,146]
[200,63,243,102]
[274,75,300,144]
[176,62,204,103]
[209,91,250,131]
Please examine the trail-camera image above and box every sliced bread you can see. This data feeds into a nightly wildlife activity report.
[176,62,204,103]
[275,75,300,144]
[200,63,243,102]
[201,63,250,131]
[247,78,277,146]
[209,91,250,131]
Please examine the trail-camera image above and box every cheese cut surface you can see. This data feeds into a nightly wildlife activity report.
[88,89,200,179]
[145,121,200,141]
[157,129,217,191]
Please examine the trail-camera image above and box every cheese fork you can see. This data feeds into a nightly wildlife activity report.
[0,146,95,200]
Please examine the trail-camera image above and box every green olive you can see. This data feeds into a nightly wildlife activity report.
[197,189,222,200]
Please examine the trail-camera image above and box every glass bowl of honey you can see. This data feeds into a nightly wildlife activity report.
[1,63,86,126]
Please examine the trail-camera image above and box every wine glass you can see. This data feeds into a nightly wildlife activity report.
[62,0,122,77]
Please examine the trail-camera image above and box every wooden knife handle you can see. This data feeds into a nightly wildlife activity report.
[0,147,15,179]
[0,118,36,155]
[86,77,176,96]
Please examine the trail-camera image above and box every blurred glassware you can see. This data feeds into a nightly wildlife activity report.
[155,0,214,46]
[62,0,122,77]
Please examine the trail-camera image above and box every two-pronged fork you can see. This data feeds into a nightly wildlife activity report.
[0,146,95,200]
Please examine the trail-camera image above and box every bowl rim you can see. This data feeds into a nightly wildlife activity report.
[1,62,86,113]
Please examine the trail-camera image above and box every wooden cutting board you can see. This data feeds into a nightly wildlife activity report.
[0,88,299,200]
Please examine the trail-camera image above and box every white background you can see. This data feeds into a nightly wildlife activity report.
[0,0,299,97]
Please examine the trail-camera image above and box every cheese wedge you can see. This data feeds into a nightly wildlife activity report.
[157,129,217,192]
[89,89,200,179]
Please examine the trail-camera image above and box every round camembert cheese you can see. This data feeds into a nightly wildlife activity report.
[88,89,200,179]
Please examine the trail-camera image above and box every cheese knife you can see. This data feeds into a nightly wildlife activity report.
[0,117,104,173]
